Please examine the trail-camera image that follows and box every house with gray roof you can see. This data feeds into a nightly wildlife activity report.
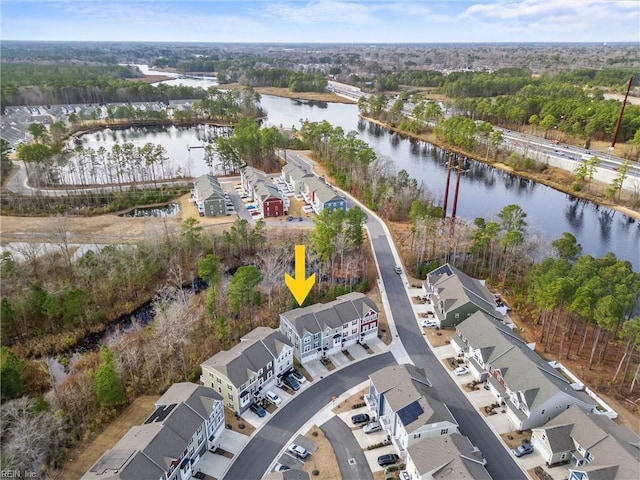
[302,176,347,214]
[83,382,224,480]
[452,311,598,431]
[192,175,226,217]
[200,327,293,414]
[531,405,640,478]
[281,162,313,194]
[365,364,458,454]
[422,263,504,328]
[279,292,378,365]
[404,432,491,480]
[241,166,285,217]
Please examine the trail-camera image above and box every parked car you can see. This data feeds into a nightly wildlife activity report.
[377,453,399,466]
[512,443,533,457]
[351,413,370,425]
[274,463,290,472]
[454,366,469,376]
[249,403,266,417]
[363,421,382,434]
[289,370,306,384]
[288,443,309,459]
[283,375,300,391]
[265,390,281,405]
[246,205,256,210]
[421,319,437,328]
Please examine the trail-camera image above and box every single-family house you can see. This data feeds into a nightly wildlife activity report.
[241,166,285,217]
[83,382,225,480]
[200,327,293,415]
[404,432,491,480]
[422,264,504,328]
[279,292,378,365]
[452,312,598,431]
[365,364,458,454]
[531,405,639,479]
[192,175,226,217]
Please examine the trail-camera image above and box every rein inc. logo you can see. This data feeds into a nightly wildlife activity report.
[1,471,37,478]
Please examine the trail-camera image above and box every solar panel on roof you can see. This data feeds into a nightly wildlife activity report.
[90,448,135,472]
[144,403,176,424]
[431,264,453,277]
[397,400,423,426]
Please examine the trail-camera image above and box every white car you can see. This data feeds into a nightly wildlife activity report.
[454,366,469,376]
[421,319,437,328]
[265,390,281,405]
[288,443,309,459]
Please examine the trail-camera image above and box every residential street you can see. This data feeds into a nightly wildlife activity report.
[321,416,374,480]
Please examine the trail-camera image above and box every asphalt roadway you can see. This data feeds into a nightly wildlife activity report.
[321,416,373,480]
[224,352,396,480]
[286,149,525,479]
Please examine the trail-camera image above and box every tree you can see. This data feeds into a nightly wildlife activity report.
[27,122,49,143]
[605,160,631,201]
[198,254,221,284]
[0,347,24,401]
[93,346,126,407]
[228,265,262,327]
[551,232,582,262]
[181,217,203,250]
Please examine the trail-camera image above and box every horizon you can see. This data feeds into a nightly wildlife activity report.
[1,1,638,44]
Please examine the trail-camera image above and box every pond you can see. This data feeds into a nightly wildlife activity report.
[119,203,180,217]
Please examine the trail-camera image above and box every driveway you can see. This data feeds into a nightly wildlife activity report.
[321,416,373,480]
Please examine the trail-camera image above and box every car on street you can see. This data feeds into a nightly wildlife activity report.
[288,443,309,459]
[250,403,266,417]
[421,319,437,328]
[265,390,281,405]
[363,421,382,433]
[283,375,300,391]
[351,413,370,425]
[454,366,469,376]
[512,442,534,457]
[289,370,306,384]
[394,265,402,274]
[377,453,399,467]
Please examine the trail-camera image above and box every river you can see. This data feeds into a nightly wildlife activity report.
[72,71,639,270]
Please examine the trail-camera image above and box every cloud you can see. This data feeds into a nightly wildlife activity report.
[263,0,379,25]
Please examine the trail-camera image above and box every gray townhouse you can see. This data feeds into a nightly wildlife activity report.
[532,406,640,479]
[302,176,347,214]
[281,162,313,194]
[241,166,286,217]
[83,382,225,480]
[279,292,378,365]
[404,432,491,480]
[422,263,504,328]
[192,174,227,217]
[365,364,459,455]
[200,327,293,415]
[452,311,598,431]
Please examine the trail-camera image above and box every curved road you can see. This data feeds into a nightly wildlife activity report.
[321,416,373,480]
[225,352,396,479]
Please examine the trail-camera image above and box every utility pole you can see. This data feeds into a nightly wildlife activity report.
[451,156,463,221]
[611,75,634,149]
[442,152,453,219]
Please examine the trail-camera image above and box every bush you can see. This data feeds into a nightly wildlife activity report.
[312,470,320,476]
[351,401,366,409]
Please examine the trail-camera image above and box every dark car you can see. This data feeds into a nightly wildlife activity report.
[351,413,370,425]
[377,453,399,466]
[512,442,533,457]
[249,403,266,417]
[283,374,300,391]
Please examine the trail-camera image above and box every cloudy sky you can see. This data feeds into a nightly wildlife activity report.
[1,0,638,43]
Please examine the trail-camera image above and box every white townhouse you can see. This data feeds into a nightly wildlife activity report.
[200,327,293,415]
[83,382,225,480]
[452,311,598,431]
[281,162,313,194]
[365,364,458,455]
[279,292,378,365]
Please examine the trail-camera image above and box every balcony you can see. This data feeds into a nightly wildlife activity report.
[379,415,392,431]
[364,393,378,412]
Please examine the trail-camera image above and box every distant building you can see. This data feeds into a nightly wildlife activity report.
[279,292,378,365]
[83,382,225,480]
[192,175,226,217]
[200,327,293,415]
[241,166,285,217]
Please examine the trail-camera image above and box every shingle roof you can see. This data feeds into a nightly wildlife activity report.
[305,176,344,205]
[243,166,283,202]
[280,292,378,337]
[194,174,225,201]
[406,433,491,479]
[201,327,292,387]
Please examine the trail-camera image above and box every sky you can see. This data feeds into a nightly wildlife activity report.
[1,0,639,44]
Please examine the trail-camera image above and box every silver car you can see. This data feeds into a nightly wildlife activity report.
[363,421,382,434]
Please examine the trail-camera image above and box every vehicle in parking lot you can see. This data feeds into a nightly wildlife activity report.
[288,443,309,459]
[289,370,306,384]
[512,442,533,457]
[351,413,370,425]
[251,210,261,216]
[298,216,303,221]
[249,403,266,417]
[377,453,399,466]
[283,375,300,391]
[363,421,382,433]
[274,463,290,472]
[421,319,437,328]
[454,366,469,376]
[246,205,256,210]
[265,390,281,405]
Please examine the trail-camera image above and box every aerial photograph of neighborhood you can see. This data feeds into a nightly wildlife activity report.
[1,1,639,479]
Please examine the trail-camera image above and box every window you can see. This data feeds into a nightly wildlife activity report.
[541,433,546,441]
[413,433,421,439]
[259,368,263,375]
[304,336,311,344]
[303,345,311,353]
[228,393,233,400]
[227,383,232,390]
[541,409,545,415]
[217,377,221,384]
[455,313,460,318]
[440,428,448,435]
